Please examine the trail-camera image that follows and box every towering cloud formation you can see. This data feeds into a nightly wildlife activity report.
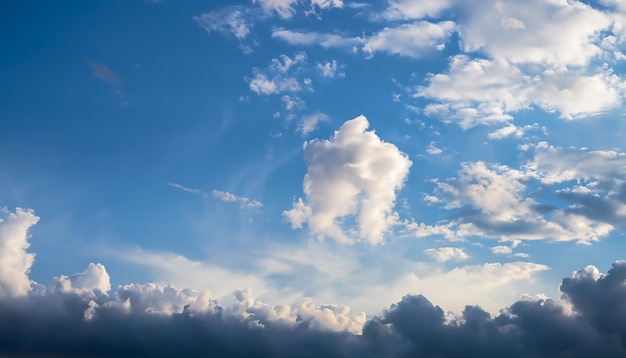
[284,115,412,244]
[0,207,39,297]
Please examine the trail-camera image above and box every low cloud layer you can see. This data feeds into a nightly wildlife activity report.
[2,259,626,356]
[2,207,626,356]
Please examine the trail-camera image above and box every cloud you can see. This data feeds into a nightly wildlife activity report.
[284,115,412,244]
[410,0,625,128]
[404,221,460,241]
[425,141,443,155]
[248,53,310,95]
[167,183,263,209]
[87,60,121,84]
[115,248,268,299]
[426,160,615,244]
[194,7,252,40]
[253,0,343,19]
[532,69,625,120]
[417,141,626,243]
[416,55,531,128]
[298,112,329,136]
[487,123,545,140]
[272,28,362,49]
[419,58,625,127]
[457,0,611,67]
[6,209,626,356]
[310,0,343,10]
[0,207,39,297]
[490,245,512,255]
[317,60,345,78]
[249,72,302,95]
[50,263,111,298]
[423,247,469,262]
[253,0,299,18]
[362,21,456,58]
[21,258,626,356]
[382,0,451,20]
[168,182,209,198]
[212,190,263,209]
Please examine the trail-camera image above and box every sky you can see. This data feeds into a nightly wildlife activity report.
[2,0,626,356]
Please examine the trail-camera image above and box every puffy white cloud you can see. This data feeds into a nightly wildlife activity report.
[421,141,626,243]
[425,141,443,155]
[418,56,625,128]
[293,297,366,333]
[491,245,513,255]
[436,161,533,222]
[526,142,626,184]
[362,21,456,58]
[284,115,412,244]
[458,0,611,67]
[383,0,451,20]
[115,282,216,315]
[532,68,625,119]
[248,53,310,95]
[249,72,302,95]
[423,247,469,262]
[417,55,532,128]
[50,263,111,298]
[410,1,625,127]
[0,207,39,297]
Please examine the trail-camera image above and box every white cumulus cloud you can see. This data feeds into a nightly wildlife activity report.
[284,115,412,244]
[0,207,40,297]
[424,247,469,262]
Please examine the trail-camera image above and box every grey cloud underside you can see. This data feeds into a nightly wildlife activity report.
[3,262,626,357]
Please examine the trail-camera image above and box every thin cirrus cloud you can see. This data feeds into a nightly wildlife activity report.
[87,60,121,84]
[168,183,262,209]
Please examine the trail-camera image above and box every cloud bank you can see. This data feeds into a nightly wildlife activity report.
[1,205,626,356]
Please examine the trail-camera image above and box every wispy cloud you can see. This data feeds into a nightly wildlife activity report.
[168,183,262,209]
[211,190,263,209]
[167,182,208,198]
[87,60,121,84]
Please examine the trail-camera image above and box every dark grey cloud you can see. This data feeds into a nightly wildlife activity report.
[3,262,626,357]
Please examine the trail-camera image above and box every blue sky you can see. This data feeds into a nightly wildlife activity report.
[2,0,626,333]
